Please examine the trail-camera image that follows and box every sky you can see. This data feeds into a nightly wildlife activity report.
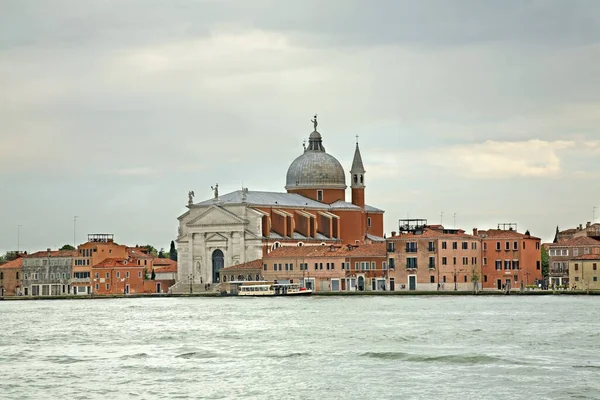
[1,0,600,254]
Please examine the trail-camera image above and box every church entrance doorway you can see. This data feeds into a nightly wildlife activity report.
[212,249,224,283]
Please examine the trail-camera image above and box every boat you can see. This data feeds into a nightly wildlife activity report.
[237,281,313,296]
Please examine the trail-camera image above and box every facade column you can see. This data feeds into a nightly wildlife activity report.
[240,230,246,263]
[202,233,208,284]
[188,233,194,283]
[227,232,234,266]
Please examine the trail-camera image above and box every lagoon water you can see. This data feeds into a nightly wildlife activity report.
[1,296,599,399]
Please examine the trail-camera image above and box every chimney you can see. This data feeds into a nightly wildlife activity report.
[47,248,51,252]
[473,228,478,236]
[391,231,397,237]
[587,221,591,228]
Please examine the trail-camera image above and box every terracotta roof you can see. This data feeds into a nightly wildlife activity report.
[154,259,177,273]
[477,229,540,240]
[389,228,475,240]
[127,248,153,258]
[571,254,600,261]
[153,258,176,267]
[547,236,600,247]
[0,257,24,269]
[265,242,386,258]
[93,258,144,268]
[27,250,78,258]
[221,259,264,271]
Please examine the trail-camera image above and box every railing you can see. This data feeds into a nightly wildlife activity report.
[406,264,418,269]
[387,247,395,253]
[428,247,436,252]
[428,264,436,269]
[405,248,418,253]
[71,278,91,283]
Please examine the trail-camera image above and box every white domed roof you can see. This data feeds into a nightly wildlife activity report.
[285,128,346,191]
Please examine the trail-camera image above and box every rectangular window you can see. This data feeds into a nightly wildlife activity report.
[355,262,359,270]
[536,242,540,250]
[126,271,130,278]
[319,263,323,270]
[574,264,579,271]
[496,242,501,251]
[442,242,447,250]
[504,260,511,270]
[367,217,372,227]
[138,271,142,278]
[463,257,468,265]
[428,241,435,252]
[536,261,540,270]
[442,257,447,265]
[483,242,487,251]
[464,275,467,282]
[106,284,110,290]
[453,257,456,265]
[329,263,333,270]
[106,272,109,279]
[116,272,120,278]
[452,242,458,250]
[514,274,518,282]
[430,276,435,283]
[406,258,417,269]
[495,260,502,270]
[443,275,447,283]
[575,276,579,282]
[512,260,519,270]
[406,242,417,253]
[462,242,468,250]
[264,264,267,271]
[279,263,283,271]
[574,248,579,256]
[472,242,477,250]
[484,275,488,282]
[594,263,597,271]
[513,241,518,250]
[505,242,510,251]
[585,248,590,255]
[325,263,329,270]
[95,272,99,279]
[95,284,99,290]
[523,242,526,250]
[382,262,387,270]
[429,256,435,268]
[317,190,323,201]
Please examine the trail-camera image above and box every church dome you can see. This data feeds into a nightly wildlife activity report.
[285,121,347,191]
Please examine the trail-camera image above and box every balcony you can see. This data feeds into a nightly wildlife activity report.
[406,263,418,270]
[71,277,91,283]
[387,246,395,253]
[428,247,436,252]
[405,248,418,253]
[428,263,436,269]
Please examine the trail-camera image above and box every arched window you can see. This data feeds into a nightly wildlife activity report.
[354,174,358,184]
[237,274,244,281]
[273,242,281,250]
[360,174,363,184]
[256,274,260,281]
[297,242,304,247]
[230,275,234,282]
[212,249,224,283]
[247,274,252,281]
[223,275,227,282]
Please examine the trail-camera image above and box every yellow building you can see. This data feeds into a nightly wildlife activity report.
[569,255,600,290]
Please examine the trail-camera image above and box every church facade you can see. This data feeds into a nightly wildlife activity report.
[172,117,384,292]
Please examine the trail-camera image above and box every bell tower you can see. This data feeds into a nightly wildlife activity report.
[350,137,365,209]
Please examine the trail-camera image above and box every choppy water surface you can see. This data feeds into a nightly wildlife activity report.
[1,296,600,399]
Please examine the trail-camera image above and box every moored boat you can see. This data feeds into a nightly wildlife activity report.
[237,281,312,296]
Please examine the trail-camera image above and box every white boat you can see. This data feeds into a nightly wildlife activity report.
[237,281,313,296]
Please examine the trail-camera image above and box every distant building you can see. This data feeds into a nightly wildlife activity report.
[219,242,387,293]
[546,236,600,287]
[153,259,177,280]
[173,117,385,293]
[0,256,24,296]
[569,255,600,290]
[477,226,542,290]
[92,258,145,295]
[22,249,76,296]
[387,220,481,291]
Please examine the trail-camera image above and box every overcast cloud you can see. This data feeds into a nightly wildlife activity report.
[1,0,600,253]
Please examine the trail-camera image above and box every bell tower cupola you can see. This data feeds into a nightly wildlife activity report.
[350,136,366,209]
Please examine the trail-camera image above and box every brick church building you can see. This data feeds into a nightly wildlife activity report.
[173,116,384,292]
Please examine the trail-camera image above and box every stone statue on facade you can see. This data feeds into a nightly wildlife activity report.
[311,114,318,131]
[211,184,219,200]
[188,190,195,205]
[242,186,248,201]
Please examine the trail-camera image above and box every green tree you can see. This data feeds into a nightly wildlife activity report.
[158,248,165,259]
[151,269,156,280]
[142,245,158,257]
[541,246,549,278]
[169,240,177,261]
[59,244,76,251]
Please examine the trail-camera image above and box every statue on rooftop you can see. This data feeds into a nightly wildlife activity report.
[311,114,318,131]
[211,184,219,200]
[188,190,195,205]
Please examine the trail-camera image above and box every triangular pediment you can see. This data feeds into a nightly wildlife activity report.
[205,232,229,242]
[187,205,246,227]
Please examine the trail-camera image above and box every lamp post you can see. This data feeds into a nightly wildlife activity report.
[189,273,193,294]
[17,225,22,253]
[73,216,78,248]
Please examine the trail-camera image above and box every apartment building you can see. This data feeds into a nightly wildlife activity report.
[568,255,600,290]
[546,236,600,287]
[22,249,76,296]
